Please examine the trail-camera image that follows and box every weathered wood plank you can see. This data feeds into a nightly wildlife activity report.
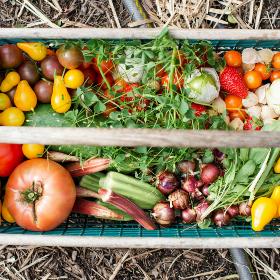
[0,127,278,148]
[0,234,278,248]
[0,28,279,40]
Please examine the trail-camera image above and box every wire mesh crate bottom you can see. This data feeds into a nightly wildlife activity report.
[0,215,279,238]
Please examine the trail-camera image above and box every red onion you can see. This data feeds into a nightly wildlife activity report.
[156,171,179,195]
[181,176,198,193]
[226,205,239,217]
[177,160,195,174]
[213,149,225,162]
[191,188,204,201]
[239,202,251,216]
[200,163,220,184]
[195,200,209,221]
[201,185,209,196]
[182,208,197,223]
[197,180,204,188]
[212,209,231,227]
[168,189,189,209]
[152,202,175,226]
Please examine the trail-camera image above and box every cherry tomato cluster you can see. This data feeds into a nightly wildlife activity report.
[223,49,280,130]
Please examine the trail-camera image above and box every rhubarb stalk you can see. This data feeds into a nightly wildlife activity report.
[73,198,124,220]
[66,157,111,177]
[98,188,157,230]
[76,187,101,199]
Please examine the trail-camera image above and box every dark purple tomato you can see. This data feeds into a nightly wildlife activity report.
[34,79,53,103]
[41,55,64,81]
[18,61,40,85]
[0,44,23,69]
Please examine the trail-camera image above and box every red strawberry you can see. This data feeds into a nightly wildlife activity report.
[219,66,248,99]
[191,103,206,117]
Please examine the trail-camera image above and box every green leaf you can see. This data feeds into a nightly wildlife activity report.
[135,147,147,154]
[179,100,189,115]
[94,101,106,113]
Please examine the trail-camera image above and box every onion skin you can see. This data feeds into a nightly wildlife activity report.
[152,201,175,226]
[191,188,204,201]
[239,202,251,216]
[195,200,209,221]
[168,189,189,209]
[201,185,209,196]
[182,208,197,223]
[226,205,239,217]
[156,171,179,195]
[181,176,198,193]
[212,209,231,227]
[177,160,195,174]
[201,163,220,184]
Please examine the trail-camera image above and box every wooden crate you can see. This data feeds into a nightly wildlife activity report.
[0,28,279,248]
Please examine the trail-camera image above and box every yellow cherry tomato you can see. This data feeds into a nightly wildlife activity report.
[2,200,15,223]
[14,80,37,111]
[51,75,72,113]
[0,107,25,126]
[274,157,280,173]
[0,71,20,92]
[64,69,85,89]
[251,197,277,231]
[0,93,11,110]
[22,144,45,159]
[17,42,47,61]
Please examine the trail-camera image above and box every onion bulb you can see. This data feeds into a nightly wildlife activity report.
[181,176,198,193]
[239,202,251,216]
[177,160,195,175]
[201,185,209,196]
[195,200,209,221]
[212,209,231,227]
[168,189,189,209]
[156,171,179,195]
[182,208,197,223]
[200,164,220,184]
[226,205,239,217]
[152,202,175,226]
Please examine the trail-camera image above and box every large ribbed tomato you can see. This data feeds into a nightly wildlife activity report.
[0,144,24,177]
[5,158,76,231]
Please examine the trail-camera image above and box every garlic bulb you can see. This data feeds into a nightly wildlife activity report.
[212,97,226,113]
[261,105,278,120]
[229,118,244,131]
[242,92,258,108]
[255,84,270,104]
[242,48,260,64]
[247,105,261,119]
[258,49,274,64]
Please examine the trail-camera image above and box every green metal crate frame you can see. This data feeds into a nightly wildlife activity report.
[0,28,280,248]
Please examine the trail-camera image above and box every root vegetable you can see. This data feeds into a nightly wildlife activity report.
[246,105,261,119]
[261,105,278,121]
[212,209,231,227]
[182,208,197,223]
[239,202,251,216]
[152,202,175,226]
[242,92,258,108]
[212,97,226,114]
[177,160,195,175]
[201,185,209,196]
[255,84,269,104]
[168,189,189,209]
[242,48,260,64]
[156,171,179,195]
[195,200,209,221]
[226,205,239,217]
[213,149,225,162]
[181,176,198,193]
[201,164,220,184]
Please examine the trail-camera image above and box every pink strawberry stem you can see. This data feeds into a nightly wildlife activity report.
[98,188,157,230]
[66,157,111,177]
[73,198,124,220]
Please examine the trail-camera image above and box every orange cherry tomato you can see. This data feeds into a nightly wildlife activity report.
[225,95,242,111]
[92,57,114,74]
[272,52,280,69]
[229,110,247,121]
[270,70,280,82]
[156,64,167,78]
[46,48,55,56]
[224,50,242,67]
[254,63,271,80]
[244,70,262,90]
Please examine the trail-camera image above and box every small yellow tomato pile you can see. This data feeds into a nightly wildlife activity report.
[0,41,86,127]
[223,49,280,131]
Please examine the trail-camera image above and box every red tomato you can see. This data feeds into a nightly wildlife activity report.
[82,68,96,86]
[161,71,184,90]
[191,103,206,116]
[0,144,24,177]
[92,57,114,74]
[120,83,140,102]
[5,158,76,231]
[156,64,167,78]
[97,74,114,90]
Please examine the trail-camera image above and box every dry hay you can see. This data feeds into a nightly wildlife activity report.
[0,0,131,28]
[0,246,236,280]
[141,0,280,29]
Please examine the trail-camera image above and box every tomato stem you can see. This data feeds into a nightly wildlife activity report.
[22,181,43,203]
